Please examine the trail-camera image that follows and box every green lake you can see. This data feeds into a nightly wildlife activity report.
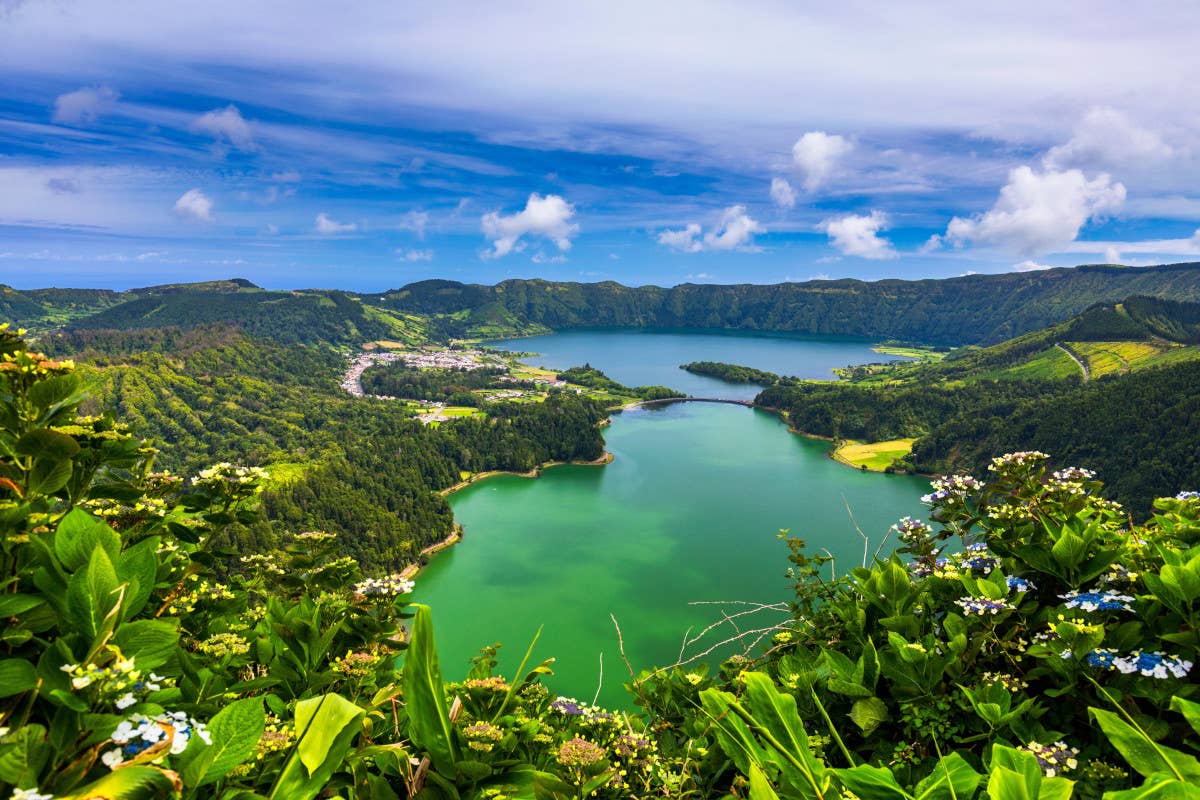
[412,331,929,708]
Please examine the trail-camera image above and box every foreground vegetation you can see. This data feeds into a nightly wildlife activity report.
[4,324,1200,798]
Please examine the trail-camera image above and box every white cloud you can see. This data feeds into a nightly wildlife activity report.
[657,205,764,253]
[933,166,1125,255]
[1044,107,1173,170]
[396,248,433,262]
[657,223,703,253]
[770,177,796,209]
[173,188,213,222]
[315,212,356,234]
[481,192,578,258]
[191,105,255,151]
[818,211,897,259]
[1013,260,1054,271]
[685,272,714,281]
[52,86,119,125]
[792,131,853,191]
[269,170,301,182]
[1061,229,1200,257]
[399,210,430,239]
[531,252,566,264]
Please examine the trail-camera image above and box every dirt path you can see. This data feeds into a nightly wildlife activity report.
[1056,343,1089,381]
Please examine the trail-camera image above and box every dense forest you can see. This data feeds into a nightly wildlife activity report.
[39,326,608,574]
[10,261,1200,345]
[681,360,789,386]
[370,262,1200,344]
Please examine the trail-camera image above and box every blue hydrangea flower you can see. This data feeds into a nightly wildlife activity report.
[1060,590,1134,612]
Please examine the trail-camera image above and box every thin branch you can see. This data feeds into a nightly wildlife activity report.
[842,494,870,567]
[592,651,604,706]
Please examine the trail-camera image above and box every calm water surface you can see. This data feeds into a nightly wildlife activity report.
[414,331,929,707]
[489,328,902,400]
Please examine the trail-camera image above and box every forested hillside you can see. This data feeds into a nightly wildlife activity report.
[41,326,608,573]
[372,262,1200,344]
[756,296,1200,512]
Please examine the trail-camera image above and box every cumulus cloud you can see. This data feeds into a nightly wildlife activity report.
[481,193,578,258]
[818,211,897,259]
[657,224,702,253]
[399,210,430,239]
[52,86,119,124]
[792,131,853,191]
[191,105,255,151]
[396,248,433,261]
[1013,260,1055,271]
[173,188,213,222]
[770,177,796,209]
[932,166,1125,255]
[657,206,764,253]
[315,212,356,234]
[1044,107,1173,170]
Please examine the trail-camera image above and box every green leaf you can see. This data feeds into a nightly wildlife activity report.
[115,538,159,619]
[65,544,120,640]
[749,763,784,800]
[401,604,459,775]
[849,697,890,736]
[1091,707,1200,781]
[1051,531,1088,572]
[113,619,180,671]
[1170,697,1200,737]
[1104,773,1200,800]
[989,745,1042,800]
[269,694,364,800]
[915,752,983,800]
[836,764,911,800]
[57,765,180,800]
[15,428,80,459]
[0,593,45,618]
[988,768,1035,800]
[198,696,266,785]
[0,659,36,697]
[54,508,120,573]
[0,724,48,785]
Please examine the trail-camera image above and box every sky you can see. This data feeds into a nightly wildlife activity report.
[2,1,1200,292]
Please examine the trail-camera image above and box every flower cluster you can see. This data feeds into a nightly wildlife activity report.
[1059,589,1135,612]
[463,676,510,694]
[10,788,53,800]
[331,650,379,679]
[1086,649,1193,679]
[1019,741,1080,777]
[191,463,267,502]
[462,721,505,752]
[893,517,934,545]
[954,597,1013,616]
[921,474,982,505]
[101,711,210,769]
[930,545,998,579]
[1047,467,1096,496]
[163,579,235,614]
[295,530,337,543]
[556,736,607,768]
[1175,490,1200,501]
[989,451,1050,470]
[549,696,585,716]
[60,657,165,709]
[195,632,250,659]
[979,672,1028,692]
[1006,576,1035,593]
[352,575,415,597]
[1098,564,1139,586]
[240,553,284,576]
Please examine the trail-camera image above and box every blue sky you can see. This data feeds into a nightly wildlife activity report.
[2,1,1200,291]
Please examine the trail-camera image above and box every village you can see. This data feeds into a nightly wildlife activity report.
[339,345,579,423]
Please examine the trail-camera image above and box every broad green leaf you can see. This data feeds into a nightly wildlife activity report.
[15,428,80,459]
[65,544,120,640]
[1091,707,1200,781]
[1170,697,1200,737]
[699,687,775,779]
[269,694,364,800]
[54,508,120,573]
[198,696,267,785]
[914,751,983,800]
[1104,773,1200,800]
[115,538,159,619]
[836,764,910,799]
[741,672,830,798]
[56,765,180,800]
[113,619,179,671]
[28,457,72,495]
[1041,776,1075,800]
[988,768,1035,800]
[401,604,459,775]
[0,724,48,785]
[989,745,1041,799]
[849,696,890,736]
[0,659,36,697]
[0,593,44,618]
[750,762,784,800]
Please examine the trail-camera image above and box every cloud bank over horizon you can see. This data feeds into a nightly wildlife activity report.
[1,1,1198,290]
